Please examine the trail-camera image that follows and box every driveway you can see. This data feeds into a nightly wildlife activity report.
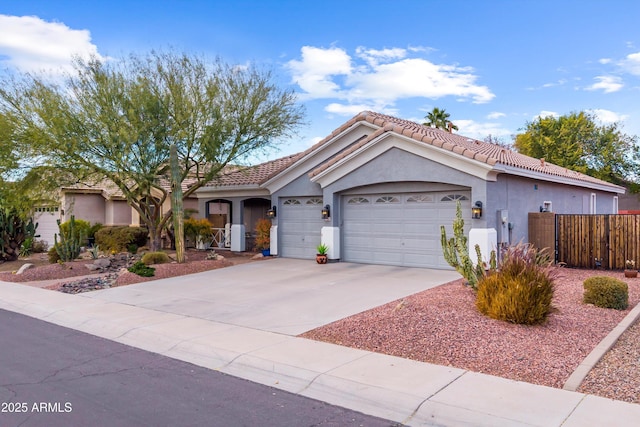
[81,258,461,335]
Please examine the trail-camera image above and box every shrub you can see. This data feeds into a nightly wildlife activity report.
[95,226,148,252]
[184,218,213,245]
[476,243,555,325]
[583,276,628,310]
[141,251,170,265]
[48,246,61,264]
[59,218,90,245]
[128,261,155,277]
[254,218,272,250]
[32,239,48,253]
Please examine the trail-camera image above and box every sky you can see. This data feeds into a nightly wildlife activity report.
[2,0,640,159]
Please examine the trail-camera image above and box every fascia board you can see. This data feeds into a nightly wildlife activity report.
[194,185,270,199]
[497,164,626,194]
[263,122,380,193]
[311,133,495,188]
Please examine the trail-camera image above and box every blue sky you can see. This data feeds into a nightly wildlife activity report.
[2,0,640,158]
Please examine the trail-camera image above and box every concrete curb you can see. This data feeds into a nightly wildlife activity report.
[563,299,640,391]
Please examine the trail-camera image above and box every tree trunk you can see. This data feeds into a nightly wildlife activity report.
[170,144,185,263]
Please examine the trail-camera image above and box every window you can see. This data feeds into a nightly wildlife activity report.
[347,197,369,204]
[407,194,434,203]
[283,199,301,205]
[590,193,597,214]
[375,196,400,204]
[613,196,619,214]
[441,194,469,202]
[306,198,323,205]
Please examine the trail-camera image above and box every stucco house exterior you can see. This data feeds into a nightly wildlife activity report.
[196,111,624,269]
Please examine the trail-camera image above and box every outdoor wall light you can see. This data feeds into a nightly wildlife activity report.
[321,204,330,220]
[472,201,483,219]
[267,206,277,218]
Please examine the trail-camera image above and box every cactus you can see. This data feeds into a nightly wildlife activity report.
[54,215,83,262]
[440,201,495,290]
[0,208,38,261]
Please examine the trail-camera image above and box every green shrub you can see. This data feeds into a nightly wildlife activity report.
[141,251,170,265]
[476,243,555,325]
[95,226,148,252]
[583,276,628,310]
[48,246,60,264]
[59,218,90,245]
[128,261,155,277]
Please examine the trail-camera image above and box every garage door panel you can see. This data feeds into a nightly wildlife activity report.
[343,191,471,269]
[279,197,324,259]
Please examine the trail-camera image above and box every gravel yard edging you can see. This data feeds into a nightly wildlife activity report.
[563,299,640,391]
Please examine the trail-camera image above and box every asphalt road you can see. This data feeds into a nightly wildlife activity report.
[0,309,400,427]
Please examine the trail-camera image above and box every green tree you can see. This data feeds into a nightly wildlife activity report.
[423,107,458,132]
[0,51,305,254]
[514,112,639,185]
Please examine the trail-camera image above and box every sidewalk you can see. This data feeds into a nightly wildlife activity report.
[1,262,639,426]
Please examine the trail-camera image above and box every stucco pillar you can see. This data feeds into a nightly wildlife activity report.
[321,226,340,260]
[469,228,497,266]
[270,225,278,256]
[231,224,245,252]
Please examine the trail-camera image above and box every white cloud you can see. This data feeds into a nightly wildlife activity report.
[535,111,559,120]
[285,46,352,100]
[487,112,505,119]
[586,75,623,93]
[0,14,104,75]
[619,52,640,75]
[454,119,512,140]
[587,108,628,124]
[599,58,612,64]
[286,45,495,116]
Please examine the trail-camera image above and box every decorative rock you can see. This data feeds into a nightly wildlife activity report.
[85,264,102,271]
[16,263,35,275]
[94,258,111,268]
[251,253,264,260]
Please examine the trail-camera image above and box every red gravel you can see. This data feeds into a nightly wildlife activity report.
[301,268,640,393]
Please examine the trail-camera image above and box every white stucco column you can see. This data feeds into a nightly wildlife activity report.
[270,225,278,255]
[469,228,497,266]
[321,226,340,260]
[231,224,245,252]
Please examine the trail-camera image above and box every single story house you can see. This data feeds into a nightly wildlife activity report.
[35,178,199,248]
[196,111,624,269]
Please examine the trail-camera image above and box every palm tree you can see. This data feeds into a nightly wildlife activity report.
[423,107,458,132]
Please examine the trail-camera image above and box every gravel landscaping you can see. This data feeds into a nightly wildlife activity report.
[2,256,638,403]
[301,267,640,402]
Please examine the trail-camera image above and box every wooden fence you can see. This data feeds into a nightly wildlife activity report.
[548,214,640,269]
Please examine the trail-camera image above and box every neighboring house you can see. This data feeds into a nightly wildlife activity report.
[196,111,624,269]
[37,178,199,248]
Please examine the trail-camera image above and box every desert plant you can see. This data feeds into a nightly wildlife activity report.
[476,243,556,325]
[317,243,328,255]
[0,208,38,261]
[88,245,100,259]
[254,218,272,250]
[141,251,171,265]
[54,215,83,262]
[583,276,628,310]
[128,261,155,277]
[440,201,495,290]
[94,226,148,253]
[48,245,61,264]
[184,218,213,247]
[32,239,48,253]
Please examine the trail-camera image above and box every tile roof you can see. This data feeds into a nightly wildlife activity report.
[307,111,623,189]
[205,153,302,187]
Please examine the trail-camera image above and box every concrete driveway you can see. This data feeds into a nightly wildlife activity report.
[82,258,461,335]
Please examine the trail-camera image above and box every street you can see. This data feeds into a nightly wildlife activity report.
[0,309,399,427]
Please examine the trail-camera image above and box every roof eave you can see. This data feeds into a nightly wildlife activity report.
[496,164,626,194]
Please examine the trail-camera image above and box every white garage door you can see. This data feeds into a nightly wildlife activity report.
[34,206,61,249]
[279,197,326,259]
[342,192,471,269]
